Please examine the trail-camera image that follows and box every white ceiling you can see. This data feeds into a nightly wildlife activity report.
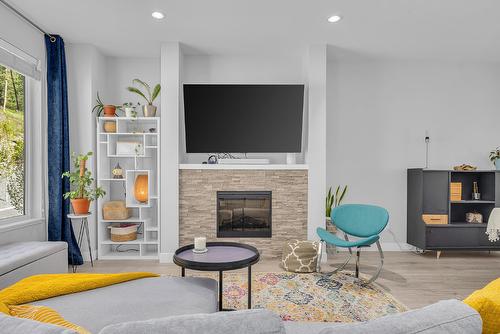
[8,0,500,61]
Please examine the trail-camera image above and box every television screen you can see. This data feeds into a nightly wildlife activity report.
[183,84,304,153]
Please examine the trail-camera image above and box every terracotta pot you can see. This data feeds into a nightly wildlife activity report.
[71,198,90,215]
[103,105,116,117]
[134,174,148,203]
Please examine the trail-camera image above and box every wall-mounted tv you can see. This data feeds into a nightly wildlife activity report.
[183,84,304,153]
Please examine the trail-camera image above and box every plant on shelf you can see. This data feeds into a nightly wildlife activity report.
[126,79,161,117]
[122,102,139,118]
[326,185,348,220]
[62,151,105,215]
[92,92,120,117]
[490,147,500,170]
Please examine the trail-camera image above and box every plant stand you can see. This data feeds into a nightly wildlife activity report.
[68,213,93,272]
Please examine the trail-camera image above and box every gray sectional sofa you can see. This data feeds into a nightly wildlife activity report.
[0,241,68,289]
[0,275,482,334]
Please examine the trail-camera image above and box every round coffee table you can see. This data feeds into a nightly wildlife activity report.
[173,242,260,310]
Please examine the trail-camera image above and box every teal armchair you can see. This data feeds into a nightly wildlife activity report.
[317,204,389,284]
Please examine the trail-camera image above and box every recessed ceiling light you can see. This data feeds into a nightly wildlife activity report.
[152,11,165,20]
[327,15,342,23]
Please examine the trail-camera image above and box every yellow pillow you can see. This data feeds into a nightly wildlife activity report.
[464,278,500,334]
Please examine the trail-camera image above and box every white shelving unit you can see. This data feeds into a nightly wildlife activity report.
[97,117,160,260]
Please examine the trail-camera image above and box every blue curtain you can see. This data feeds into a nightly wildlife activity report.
[45,35,83,266]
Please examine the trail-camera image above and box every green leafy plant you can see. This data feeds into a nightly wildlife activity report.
[127,79,161,105]
[62,152,105,201]
[122,102,139,118]
[91,92,120,116]
[489,147,500,165]
[326,185,347,218]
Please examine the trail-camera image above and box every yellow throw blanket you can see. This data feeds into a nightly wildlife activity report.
[0,272,159,333]
[464,278,500,334]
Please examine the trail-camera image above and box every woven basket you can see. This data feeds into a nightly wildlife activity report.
[108,224,139,242]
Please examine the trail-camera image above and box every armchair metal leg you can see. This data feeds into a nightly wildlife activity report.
[355,248,360,278]
[319,240,353,276]
[361,240,384,285]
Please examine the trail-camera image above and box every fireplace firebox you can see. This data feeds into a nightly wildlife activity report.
[217,191,272,238]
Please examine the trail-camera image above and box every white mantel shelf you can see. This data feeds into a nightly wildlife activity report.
[179,164,309,170]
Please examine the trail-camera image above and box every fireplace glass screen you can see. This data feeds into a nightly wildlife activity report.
[217,191,272,238]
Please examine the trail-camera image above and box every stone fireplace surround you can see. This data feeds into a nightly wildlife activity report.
[179,167,308,258]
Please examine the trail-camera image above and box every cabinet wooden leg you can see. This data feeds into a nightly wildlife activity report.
[436,251,441,259]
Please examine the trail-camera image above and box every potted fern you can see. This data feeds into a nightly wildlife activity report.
[126,79,161,117]
[62,152,105,214]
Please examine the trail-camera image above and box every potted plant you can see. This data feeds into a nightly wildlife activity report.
[490,147,500,170]
[122,102,139,118]
[127,79,161,117]
[62,152,105,215]
[326,185,347,223]
[92,92,120,117]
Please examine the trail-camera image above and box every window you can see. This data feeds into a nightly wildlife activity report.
[0,64,25,220]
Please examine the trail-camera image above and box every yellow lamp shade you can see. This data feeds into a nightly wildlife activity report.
[134,174,148,203]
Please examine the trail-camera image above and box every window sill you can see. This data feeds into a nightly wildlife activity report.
[0,217,45,233]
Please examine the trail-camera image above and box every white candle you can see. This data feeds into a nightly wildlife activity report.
[194,237,206,251]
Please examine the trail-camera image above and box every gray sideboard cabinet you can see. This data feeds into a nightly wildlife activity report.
[407,169,500,258]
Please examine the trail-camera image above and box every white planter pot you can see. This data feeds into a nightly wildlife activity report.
[123,107,136,118]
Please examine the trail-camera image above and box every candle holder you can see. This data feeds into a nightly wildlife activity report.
[193,237,208,253]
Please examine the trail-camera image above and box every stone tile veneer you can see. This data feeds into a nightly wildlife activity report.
[179,169,308,258]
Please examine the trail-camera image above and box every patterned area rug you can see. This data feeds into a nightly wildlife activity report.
[189,271,407,322]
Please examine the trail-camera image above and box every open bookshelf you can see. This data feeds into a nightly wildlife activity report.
[407,169,500,254]
[96,117,160,260]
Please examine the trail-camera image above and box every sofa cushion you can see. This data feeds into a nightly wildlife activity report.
[99,309,285,334]
[0,312,77,334]
[31,277,218,334]
[0,242,67,276]
[316,299,481,334]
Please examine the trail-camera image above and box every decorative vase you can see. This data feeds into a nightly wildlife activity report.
[103,121,116,133]
[103,105,116,117]
[134,174,148,203]
[71,198,90,215]
[496,159,500,171]
[142,105,157,117]
[325,217,337,254]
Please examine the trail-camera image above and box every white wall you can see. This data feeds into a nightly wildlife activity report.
[0,4,46,244]
[326,53,500,249]
[180,54,307,164]
[66,44,106,259]
[307,45,327,241]
[105,57,161,113]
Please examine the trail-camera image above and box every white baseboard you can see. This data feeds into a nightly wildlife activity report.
[159,252,174,263]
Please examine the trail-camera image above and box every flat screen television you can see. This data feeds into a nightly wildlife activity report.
[183,84,304,153]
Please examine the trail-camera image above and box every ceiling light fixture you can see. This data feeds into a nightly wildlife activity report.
[327,15,342,23]
[152,11,165,20]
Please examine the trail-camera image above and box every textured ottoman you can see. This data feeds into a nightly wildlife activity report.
[281,240,321,273]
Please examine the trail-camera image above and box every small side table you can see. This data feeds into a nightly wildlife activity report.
[173,242,260,311]
[68,213,93,272]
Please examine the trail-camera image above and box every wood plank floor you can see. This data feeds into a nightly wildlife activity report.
[79,250,500,309]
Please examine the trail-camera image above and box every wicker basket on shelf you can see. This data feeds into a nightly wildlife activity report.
[108,224,139,242]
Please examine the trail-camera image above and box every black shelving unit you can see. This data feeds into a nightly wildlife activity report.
[407,169,500,257]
